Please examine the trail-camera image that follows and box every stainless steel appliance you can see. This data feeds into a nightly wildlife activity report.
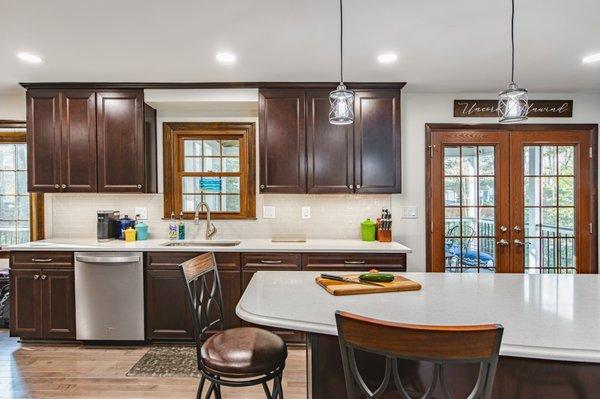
[97,211,120,241]
[74,252,144,341]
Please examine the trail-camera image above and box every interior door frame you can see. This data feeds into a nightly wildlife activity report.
[425,123,598,273]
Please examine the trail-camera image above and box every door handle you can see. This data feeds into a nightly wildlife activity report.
[496,239,509,246]
[514,239,524,246]
[75,255,141,264]
[260,260,283,264]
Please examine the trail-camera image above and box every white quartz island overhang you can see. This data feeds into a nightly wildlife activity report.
[237,271,600,363]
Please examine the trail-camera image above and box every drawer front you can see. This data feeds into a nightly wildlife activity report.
[10,252,73,269]
[302,253,406,271]
[242,253,302,270]
[147,252,241,271]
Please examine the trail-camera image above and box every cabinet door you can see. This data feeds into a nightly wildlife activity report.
[26,90,62,192]
[259,89,306,193]
[96,90,145,193]
[146,269,193,340]
[60,90,97,192]
[9,269,43,339]
[217,270,241,329]
[353,90,401,193]
[42,269,76,339]
[306,90,354,193]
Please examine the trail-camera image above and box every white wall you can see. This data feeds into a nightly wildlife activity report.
[394,92,600,271]
[0,91,25,120]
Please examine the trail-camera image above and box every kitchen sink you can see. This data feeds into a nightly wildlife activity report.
[160,240,241,247]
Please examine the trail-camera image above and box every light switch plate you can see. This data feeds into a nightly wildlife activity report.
[263,205,276,219]
[135,207,148,220]
[401,206,418,219]
[301,206,311,219]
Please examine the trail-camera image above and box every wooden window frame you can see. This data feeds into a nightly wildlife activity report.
[163,122,256,220]
[0,121,45,258]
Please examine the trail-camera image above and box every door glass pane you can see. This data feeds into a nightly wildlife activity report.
[444,145,496,273]
[523,145,576,274]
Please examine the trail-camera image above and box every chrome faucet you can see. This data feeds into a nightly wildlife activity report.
[194,201,217,240]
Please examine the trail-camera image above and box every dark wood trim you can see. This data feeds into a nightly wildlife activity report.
[0,120,26,129]
[0,131,26,143]
[162,122,256,220]
[20,82,407,90]
[424,123,598,274]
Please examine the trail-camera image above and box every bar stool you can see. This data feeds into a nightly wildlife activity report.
[335,311,503,399]
[180,253,287,399]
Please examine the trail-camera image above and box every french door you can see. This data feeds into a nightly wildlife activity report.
[427,125,597,274]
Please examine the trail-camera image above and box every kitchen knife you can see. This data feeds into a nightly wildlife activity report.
[320,273,385,287]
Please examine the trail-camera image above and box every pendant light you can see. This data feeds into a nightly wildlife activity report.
[498,0,528,123]
[329,0,354,125]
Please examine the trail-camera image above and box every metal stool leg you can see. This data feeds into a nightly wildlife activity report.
[196,376,206,399]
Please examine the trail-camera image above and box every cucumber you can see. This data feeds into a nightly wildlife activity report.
[359,272,395,283]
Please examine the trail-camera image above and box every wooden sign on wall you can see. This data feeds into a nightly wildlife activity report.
[454,100,573,118]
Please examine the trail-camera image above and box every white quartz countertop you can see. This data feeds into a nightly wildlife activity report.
[237,271,600,363]
[6,238,411,253]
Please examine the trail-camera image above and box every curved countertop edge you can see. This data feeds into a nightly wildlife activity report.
[6,238,412,254]
[235,303,600,364]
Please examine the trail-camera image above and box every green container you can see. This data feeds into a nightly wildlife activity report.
[361,218,376,241]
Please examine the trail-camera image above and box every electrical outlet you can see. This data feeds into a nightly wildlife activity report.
[263,205,276,219]
[401,206,418,219]
[135,207,148,220]
[302,206,311,219]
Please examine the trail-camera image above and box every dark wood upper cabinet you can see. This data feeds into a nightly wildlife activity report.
[26,90,62,192]
[353,90,401,193]
[306,90,354,194]
[60,90,97,192]
[97,90,146,193]
[259,89,306,193]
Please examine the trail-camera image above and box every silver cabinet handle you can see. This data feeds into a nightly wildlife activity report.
[33,274,40,280]
[349,184,354,189]
[499,225,508,232]
[513,225,522,232]
[76,255,141,264]
[260,260,282,264]
[32,258,53,263]
[61,184,66,189]
[356,184,361,189]
[41,275,47,280]
[496,239,509,246]
[344,260,366,265]
[259,184,265,189]
[54,184,59,189]
[137,184,142,189]
[514,239,524,246]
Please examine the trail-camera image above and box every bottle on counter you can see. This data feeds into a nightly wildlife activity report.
[169,212,178,240]
[178,212,185,240]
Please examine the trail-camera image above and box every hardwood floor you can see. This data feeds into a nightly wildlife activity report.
[0,330,307,399]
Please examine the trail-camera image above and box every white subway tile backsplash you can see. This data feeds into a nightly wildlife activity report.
[46,193,390,240]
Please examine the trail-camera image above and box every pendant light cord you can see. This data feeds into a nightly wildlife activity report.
[511,0,515,84]
[339,0,344,84]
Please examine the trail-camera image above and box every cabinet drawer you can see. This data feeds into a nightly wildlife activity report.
[147,252,241,271]
[10,252,73,269]
[302,253,406,271]
[242,253,302,270]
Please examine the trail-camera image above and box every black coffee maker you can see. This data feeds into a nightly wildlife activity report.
[97,210,120,241]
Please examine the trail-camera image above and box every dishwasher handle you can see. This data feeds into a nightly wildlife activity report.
[76,255,141,264]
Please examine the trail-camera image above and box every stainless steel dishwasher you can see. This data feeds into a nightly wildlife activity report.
[74,252,144,341]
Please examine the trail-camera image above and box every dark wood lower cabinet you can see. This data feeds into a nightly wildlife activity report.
[10,269,42,339]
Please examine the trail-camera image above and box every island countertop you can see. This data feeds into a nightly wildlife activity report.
[236,271,600,363]
[6,238,411,253]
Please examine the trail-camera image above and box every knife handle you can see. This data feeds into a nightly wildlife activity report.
[321,273,345,282]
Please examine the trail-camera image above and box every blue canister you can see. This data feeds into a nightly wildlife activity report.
[135,221,149,241]
[118,215,135,240]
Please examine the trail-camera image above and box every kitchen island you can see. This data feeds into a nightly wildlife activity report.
[237,271,600,399]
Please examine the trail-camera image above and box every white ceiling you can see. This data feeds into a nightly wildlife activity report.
[1,0,600,93]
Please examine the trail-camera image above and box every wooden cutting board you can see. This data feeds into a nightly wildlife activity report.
[315,274,422,296]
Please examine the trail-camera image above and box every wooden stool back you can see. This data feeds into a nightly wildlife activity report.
[335,311,503,399]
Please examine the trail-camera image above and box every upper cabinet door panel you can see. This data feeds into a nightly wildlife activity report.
[27,90,61,192]
[96,90,145,192]
[60,91,97,192]
[306,90,354,194]
[354,90,401,193]
[259,89,306,193]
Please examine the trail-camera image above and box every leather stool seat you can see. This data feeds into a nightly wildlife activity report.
[201,327,287,377]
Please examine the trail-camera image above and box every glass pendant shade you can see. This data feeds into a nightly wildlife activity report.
[498,83,528,123]
[329,84,354,125]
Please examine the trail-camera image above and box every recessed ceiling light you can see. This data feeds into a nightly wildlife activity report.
[17,52,43,64]
[377,53,398,64]
[582,53,600,64]
[216,52,236,64]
